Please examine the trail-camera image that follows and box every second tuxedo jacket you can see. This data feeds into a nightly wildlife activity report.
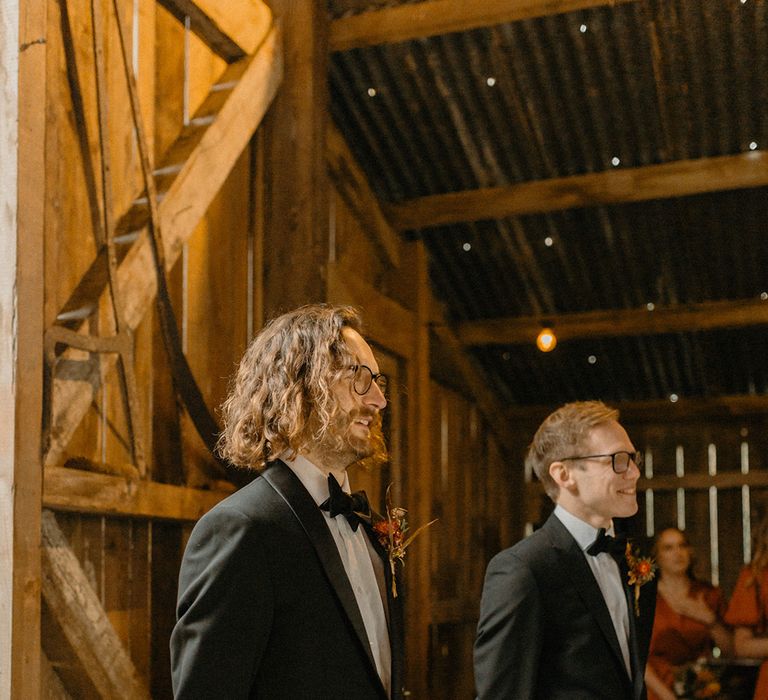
[474,512,656,700]
[170,460,404,699]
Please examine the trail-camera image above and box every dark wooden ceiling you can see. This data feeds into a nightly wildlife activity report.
[327,0,768,411]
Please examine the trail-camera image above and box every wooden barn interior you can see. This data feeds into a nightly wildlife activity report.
[4,0,768,696]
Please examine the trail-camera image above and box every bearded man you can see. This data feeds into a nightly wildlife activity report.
[170,304,402,699]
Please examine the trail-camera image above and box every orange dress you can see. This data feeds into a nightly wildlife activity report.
[724,566,768,700]
[647,581,725,700]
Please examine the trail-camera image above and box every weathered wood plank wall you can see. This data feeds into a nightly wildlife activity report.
[2,0,46,696]
[25,0,527,696]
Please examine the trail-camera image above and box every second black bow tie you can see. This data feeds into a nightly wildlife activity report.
[587,528,627,559]
[319,474,371,532]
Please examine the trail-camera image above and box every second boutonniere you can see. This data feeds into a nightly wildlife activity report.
[625,541,656,616]
[371,485,437,598]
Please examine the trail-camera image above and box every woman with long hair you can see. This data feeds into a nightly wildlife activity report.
[725,513,768,699]
[645,527,733,700]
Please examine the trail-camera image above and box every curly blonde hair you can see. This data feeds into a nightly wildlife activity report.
[525,400,619,501]
[217,304,368,469]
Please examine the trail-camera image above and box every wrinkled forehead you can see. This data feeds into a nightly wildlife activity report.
[341,327,378,371]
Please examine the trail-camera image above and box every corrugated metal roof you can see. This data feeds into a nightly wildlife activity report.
[329,0,768,405]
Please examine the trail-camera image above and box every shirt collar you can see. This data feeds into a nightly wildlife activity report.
[554,504,614,552]
[282,454,351,507]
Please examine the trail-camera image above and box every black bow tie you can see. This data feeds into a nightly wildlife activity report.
[587,528,627,559]
[319,474,371,532]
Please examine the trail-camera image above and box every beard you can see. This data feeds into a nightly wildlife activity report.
[315,408,385,470]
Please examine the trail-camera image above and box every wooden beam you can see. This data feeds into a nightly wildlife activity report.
[41,511,150,699]
[158,0,272,61]
[526,470,768,508]
[261,0,328,318]
[327,263,414,358]
[506,394,768,426]
[406,240,432,698]
[46,27,282,466]
[1,0,45,696]
[432,321,516,449]
[638,471,768,492]
[326,123,401,267]
[457,297,768,346]
[330,0,635,51]
[387,151,768,229]
[41,652,71,700]
[43,467,233,521]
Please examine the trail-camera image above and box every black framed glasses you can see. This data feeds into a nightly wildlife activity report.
[558,450,643,474]
[350,364,388,395]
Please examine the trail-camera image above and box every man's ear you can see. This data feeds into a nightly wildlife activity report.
[549,460,572,490]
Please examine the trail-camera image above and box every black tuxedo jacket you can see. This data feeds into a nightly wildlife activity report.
[170,460,404,699]
[474,513,656,700]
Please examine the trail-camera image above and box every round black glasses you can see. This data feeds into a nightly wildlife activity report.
[350,364,388,396]
[558,450,643,474]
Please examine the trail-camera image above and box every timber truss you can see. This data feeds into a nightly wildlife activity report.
[41,0,281,695]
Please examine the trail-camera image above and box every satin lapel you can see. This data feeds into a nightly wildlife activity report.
[633,575,658,700]
[545,516,629,677]
[365,524,405,700]
[620,558,643,699]
[263,462,381,683]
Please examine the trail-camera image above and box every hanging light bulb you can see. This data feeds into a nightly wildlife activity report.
[536,327,557,352]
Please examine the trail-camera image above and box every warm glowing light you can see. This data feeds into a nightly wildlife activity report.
[486,77,496,87]
[367,87,377,97]
[536,327,557,352]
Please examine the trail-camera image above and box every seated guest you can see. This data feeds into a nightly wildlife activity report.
[646,527,733,700]
[725,513,768,700]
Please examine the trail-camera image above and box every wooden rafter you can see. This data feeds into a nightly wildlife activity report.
[387,151,768,230]
[46,25,282,466]
[158,0,271,60]
[330,0,635,51]
[456,297,768,346]
[327,263,413,357]
[327,124,401,267]
[41,511,150,699]
[43,467,233,521]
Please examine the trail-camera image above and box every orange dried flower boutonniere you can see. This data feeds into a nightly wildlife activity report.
[371,485,437,598]
[625,541,656,616]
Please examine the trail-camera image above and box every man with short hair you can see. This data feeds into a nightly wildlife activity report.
[170,304,402,699]
[474,400,656,700]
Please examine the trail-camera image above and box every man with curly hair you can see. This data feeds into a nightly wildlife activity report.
[170,304,401,699]
[474,400,656,700]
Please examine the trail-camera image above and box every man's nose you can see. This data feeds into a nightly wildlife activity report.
[366,381,387,410]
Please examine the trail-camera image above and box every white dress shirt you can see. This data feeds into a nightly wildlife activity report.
[284,455,392,696]
[554,504,632,675]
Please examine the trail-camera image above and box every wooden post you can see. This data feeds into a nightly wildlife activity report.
[261,0,328,317]
[0,0,45,696]
[405,240,433,697]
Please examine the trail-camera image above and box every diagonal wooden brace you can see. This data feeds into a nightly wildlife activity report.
[45,26,282,467]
